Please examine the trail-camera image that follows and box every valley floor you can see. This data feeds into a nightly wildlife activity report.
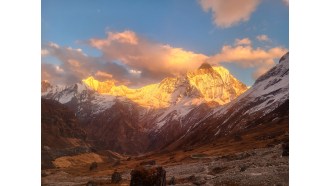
[42,121,289,186]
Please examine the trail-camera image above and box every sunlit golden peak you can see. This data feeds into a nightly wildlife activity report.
[82,76,116,94]
[82,64,248,109]
[212,66,230,76]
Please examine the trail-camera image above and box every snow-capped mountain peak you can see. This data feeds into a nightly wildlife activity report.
[43,64,248,110]
[79,65,248,108]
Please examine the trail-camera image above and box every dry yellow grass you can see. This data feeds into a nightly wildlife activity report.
[52,152,105,168]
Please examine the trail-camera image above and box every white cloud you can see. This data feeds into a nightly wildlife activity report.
[41,49,49,56]
[41,42,131,85]
[90,30,139,49]
[235,38,252,46]
[42,31,288,86]
[198,0,261,28]
[207,43,288,79]
[55,66,64,72]
[41,30,208,86]
[256,34,270,42]
[129,69,142,74]
[89,31,208,79]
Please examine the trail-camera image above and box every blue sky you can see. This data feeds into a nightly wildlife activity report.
[42,0,288,86]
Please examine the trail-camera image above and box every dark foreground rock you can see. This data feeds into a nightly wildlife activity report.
[86,180,98,186]
[111,171,122,183]
[168,176,176,185]
[130,165,166,186]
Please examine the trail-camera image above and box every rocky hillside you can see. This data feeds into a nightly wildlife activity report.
[41,98,90,169]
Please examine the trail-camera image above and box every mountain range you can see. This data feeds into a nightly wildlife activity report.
[41,52,289,156]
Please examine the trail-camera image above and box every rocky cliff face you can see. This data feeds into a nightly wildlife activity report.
[187,65,247,104]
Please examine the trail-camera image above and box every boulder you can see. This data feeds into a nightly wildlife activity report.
[130,165,166,186]
[193,180,206,185]
[86,181,98,186]
[239,165,248,172]
[168,176,176,185]
[188,175,197,182]
[210,166,229,174]
[111,171,122,184]
[89,162,98,171]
